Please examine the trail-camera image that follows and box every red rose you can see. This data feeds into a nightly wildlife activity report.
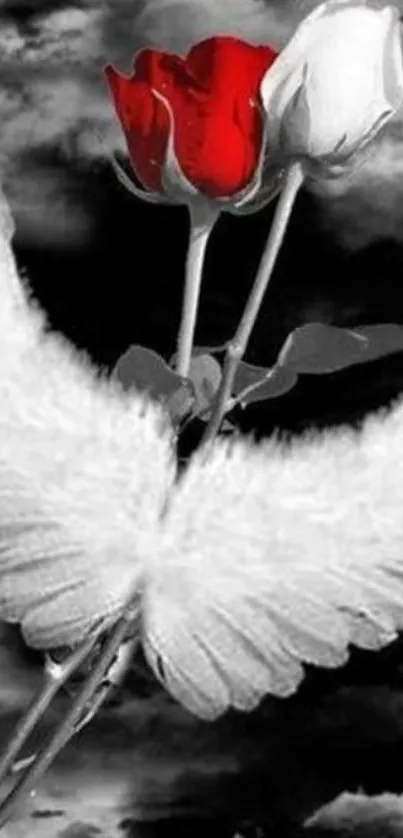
[104,36,278,203]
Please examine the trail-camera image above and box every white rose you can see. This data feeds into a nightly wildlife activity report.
[261,0,403,176]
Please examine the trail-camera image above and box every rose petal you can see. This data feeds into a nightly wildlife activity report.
[261,0,403,168]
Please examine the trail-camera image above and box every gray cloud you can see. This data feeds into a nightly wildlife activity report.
[0,3,111,243]
[308,117,403,250]
[102,0,296,65]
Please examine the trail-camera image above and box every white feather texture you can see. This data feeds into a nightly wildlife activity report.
[143,410,403,719]
[0,189,175,650]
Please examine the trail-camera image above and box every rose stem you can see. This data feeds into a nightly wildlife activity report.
[0,636,98,789]
[0,600,140,828]
[201,162,304,447]
[175,204,220,378]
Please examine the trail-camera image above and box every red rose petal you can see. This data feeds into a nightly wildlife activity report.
[105,36,278,200]
[105,65,170,190]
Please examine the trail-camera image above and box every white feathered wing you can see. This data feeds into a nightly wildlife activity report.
[3,187,403,726]
[142,413,403,719]
[0,190,175,650]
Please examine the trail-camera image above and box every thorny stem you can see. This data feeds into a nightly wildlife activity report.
[0,602,140,828]
[175,204,220,378]
[200,163,304,447]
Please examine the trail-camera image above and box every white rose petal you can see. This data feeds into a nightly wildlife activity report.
[261,0,403,172]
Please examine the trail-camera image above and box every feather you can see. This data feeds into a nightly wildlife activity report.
[143,408,403,719]
[0,189,175,650]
